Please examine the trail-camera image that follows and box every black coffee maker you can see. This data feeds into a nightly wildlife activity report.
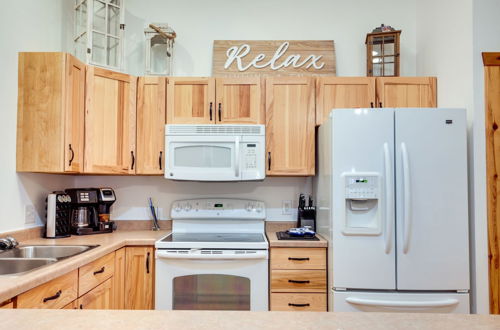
[66,188,116,235]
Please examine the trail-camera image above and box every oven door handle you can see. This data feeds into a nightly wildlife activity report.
[156,250,268,260]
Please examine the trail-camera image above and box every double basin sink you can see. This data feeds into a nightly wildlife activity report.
[0,245,98,276]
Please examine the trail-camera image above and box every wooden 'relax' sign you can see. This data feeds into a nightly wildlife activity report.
[213,40,336,76]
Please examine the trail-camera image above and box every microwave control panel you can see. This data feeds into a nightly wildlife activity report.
[243,143,257,169]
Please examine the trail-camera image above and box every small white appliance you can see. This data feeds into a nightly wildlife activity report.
[155,198,268,311]
[314,108,470,313]
[165,124,265,181]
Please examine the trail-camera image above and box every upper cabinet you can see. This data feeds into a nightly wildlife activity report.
[376,77,437,108]
[266,77,315,176]
[215,77,264,124]
[316,77,376,125]
[84,66,137,174]
[17,52,85,173]
[167,77,215,124]
[136,77,166,175]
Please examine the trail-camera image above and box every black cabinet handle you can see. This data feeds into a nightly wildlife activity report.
[370,102,374,108]
[209,102,213,121]
[43,290,62,303]
[288,257,310,261]
[131,151,135,170]
[288,303,310,307]
[79,304,83,309]
[159,151,163,170]
[379,102,382,108]
[288,279,310,284]
[68,144,75,166]
[146,252,150,274]
[268,152,271,171]
[93,266,105,275]
[218,103,222,122]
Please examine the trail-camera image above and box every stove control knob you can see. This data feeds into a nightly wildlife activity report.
[256,206,263,213]
[173,203,182,212]
[184,203,192,211]
[246,203,252,212]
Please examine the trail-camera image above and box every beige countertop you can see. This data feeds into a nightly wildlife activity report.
[2,310,500,329]
[0,230,169,303]
[266,229,328,248]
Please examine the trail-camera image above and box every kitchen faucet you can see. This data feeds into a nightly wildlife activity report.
[0,236,18,250]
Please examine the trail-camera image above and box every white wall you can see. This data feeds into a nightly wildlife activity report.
[0,1,75,233]
[123,0,417,76]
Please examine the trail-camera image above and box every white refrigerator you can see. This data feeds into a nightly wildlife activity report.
[314,108,470,313]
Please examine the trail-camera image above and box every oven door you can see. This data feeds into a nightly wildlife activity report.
[155,249,269,311]
[165,136,240,181]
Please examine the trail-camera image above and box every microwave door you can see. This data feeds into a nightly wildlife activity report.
[166,137,240,181]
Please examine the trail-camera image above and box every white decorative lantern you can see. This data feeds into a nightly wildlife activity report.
[74,0,125,70]
[144,23,176,75]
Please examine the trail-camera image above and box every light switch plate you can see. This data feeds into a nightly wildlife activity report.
[282,200,292,215]
[25,205,35,224]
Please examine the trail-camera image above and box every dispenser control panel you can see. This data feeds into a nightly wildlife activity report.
[344,174,379,199]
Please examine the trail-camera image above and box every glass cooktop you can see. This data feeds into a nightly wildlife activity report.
[160,233,265,243]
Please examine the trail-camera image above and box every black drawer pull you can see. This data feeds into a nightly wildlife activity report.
[93,266,105,275]
[288,303,310,307]
[68,144,75,166]
[288,279,310,284]
[146,252,150,274]
[370,102,374,108]
[131,151,135,170]
[159,151,163,170]
[43,290,62,303]
[379,102,383,108]
[288,257,310,261]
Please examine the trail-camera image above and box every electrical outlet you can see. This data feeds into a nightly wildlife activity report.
[282,200,292,215]
[25,205,35,224]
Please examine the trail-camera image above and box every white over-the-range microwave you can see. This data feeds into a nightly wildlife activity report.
[164,124,265,181]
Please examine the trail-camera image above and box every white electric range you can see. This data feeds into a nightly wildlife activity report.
[155,198,269,311]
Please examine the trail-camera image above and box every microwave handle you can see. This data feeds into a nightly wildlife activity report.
[235,136,240,178]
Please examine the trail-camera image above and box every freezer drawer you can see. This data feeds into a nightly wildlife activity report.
[333,291,469,313]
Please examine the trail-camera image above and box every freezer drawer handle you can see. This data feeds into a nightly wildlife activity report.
[288,280,310,284]
[288,303,310,307]
[345,297,459,308]
[401,142,412,254]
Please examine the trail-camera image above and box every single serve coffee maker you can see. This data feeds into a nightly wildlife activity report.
[66,187,116,235]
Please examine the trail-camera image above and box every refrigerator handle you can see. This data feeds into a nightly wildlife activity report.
[401,142,412,254]
[345,297,459,308]
[383,143,393,254]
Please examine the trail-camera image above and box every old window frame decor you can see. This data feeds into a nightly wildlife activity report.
[365,25,401,77]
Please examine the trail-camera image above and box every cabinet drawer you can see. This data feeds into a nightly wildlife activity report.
[17,270,78,309]
[271,248,326,270]
[79,252,115,296]
[271,270,326,293]
[270,293,326,311]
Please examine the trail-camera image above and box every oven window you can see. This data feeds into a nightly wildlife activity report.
[174,146,232,168]
[173,274,250,310]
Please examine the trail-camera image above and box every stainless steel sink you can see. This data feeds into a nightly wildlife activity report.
[0,245,98,260]
[0,258,57,275]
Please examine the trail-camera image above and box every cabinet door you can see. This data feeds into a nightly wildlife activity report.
[78,278,113,310]
[85,66,137,174]
[125,247,154,310]
[316,77,376,125]
[167,77,215,124]
[64,54,86,172]
[376,77,437,108]
[137,77,166,175]
[215,77,264,124]
[266,77,315,176]
[113,247,126,309]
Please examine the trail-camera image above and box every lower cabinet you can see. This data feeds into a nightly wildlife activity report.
[124,247,154,310]
[113,247,126,309]
[78,278,114,309]
[269,247,327,312]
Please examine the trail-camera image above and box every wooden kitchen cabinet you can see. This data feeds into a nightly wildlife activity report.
[265,77,316,176]
[17,270,78,309]
[78,251,115,296]
[17,52,85,173]
[84,66,137,174]
[78,278,114,309]
[316,77,376,125]
[167,77,215,124]
[136,77,166,175]
[269,248,327,312]
[113,247,126,309]
[124,247,154,310]
[376,76,437,108]
[215,77,264,124]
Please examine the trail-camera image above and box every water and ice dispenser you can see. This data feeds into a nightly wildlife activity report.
[341,173,381,236]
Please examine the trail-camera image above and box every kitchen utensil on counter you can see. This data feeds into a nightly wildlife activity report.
[148,197,160,231]
[72,207,90,228]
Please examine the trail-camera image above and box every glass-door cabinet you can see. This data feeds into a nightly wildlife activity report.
[365,29,401,77]
[74,0,125,70]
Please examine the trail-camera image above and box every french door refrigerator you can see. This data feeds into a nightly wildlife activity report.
[314,108,470,313]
